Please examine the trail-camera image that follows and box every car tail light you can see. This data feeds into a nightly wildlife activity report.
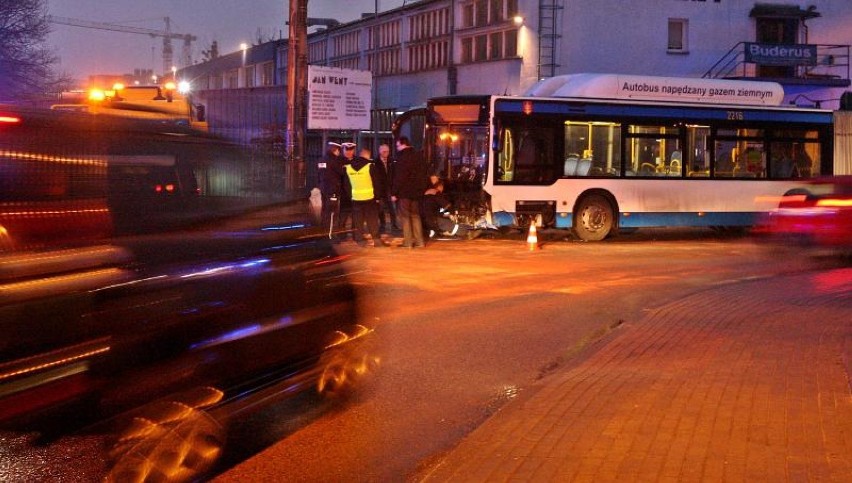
[0,114,21,124]
[154,184,176,193]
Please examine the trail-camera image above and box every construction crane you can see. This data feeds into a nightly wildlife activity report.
[47,15,197,76]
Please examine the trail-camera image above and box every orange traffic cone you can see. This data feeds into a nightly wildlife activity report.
[526,220,539,251]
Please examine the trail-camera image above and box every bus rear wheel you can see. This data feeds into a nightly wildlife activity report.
[574,195,614,241]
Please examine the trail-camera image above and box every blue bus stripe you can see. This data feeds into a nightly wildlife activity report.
[496,211,757,228]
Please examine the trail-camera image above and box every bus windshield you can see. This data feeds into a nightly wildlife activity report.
[433,125,489,187]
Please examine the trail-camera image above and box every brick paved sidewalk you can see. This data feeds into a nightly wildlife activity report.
[421,268,852,482]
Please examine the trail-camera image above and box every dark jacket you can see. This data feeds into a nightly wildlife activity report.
[335,155,354,203]
[374,156,395,199]
[422,189,450,232]
[392,146,429,199]
[319,153,344,197]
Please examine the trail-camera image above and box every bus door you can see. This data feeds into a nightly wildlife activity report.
[393,102,490,224]
[391,107,429,152]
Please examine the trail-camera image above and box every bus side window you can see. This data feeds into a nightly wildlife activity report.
[739,147,765,178]
[713,143,735,177]
[515,131,538,181]
[514,129,558,184]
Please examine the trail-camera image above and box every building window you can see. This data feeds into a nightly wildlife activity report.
[475,0,488,26]
[309,39,327,63]
[490,0,504,23]
[668,18,688,53]
[333,31,360,57]
[464,0,512,28]
[260,62,274,86]
[369,49,400,76]
[505,29,518,57]
[489,32,502,59]
[474,35,488,61]
[244,65,256,87]
[462,37,473,63]
[507,0,518,17]
[408,41,448,72]
[371,20,401,47]
[409,10,447,42]
[226,69,239,89]
[462,28,518,64]
[331,58,359,70]
[462,3,474,28]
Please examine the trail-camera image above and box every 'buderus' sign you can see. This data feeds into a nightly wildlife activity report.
[744,42,817,66]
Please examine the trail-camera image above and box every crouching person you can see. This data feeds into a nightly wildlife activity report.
[422,174,481,240]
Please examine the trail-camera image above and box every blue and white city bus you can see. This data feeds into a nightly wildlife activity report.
[393,73,845,241]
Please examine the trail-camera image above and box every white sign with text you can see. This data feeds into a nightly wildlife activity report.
[308,65,372,130]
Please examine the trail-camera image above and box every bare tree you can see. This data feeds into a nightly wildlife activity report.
[0,0,66,100]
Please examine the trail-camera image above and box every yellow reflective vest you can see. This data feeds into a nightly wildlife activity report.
[345,163,375,201]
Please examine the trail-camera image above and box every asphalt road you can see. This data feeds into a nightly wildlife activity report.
[215,228,842,482]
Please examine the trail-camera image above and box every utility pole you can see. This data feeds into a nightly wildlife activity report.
[287,0,308,170]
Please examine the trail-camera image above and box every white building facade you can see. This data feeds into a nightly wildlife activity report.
[298,0,850,111]
[179,0,850,144]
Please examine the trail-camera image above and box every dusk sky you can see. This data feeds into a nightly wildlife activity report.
[46,0,407,82]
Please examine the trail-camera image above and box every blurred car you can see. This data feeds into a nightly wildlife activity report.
[1,104,376,480]
[756,176,852,253]
[0,221,377,481]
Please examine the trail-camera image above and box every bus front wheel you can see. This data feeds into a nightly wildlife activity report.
[574,195,614,241]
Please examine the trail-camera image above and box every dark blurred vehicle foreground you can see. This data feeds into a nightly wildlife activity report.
[0,106,376,481]
[0,223,377,481]
[755,176,852,255]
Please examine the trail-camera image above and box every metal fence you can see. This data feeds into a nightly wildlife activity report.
[191,87,306,202]
[191,88,398,194]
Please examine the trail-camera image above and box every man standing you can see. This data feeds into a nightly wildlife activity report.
[374,143,398,233]
[344,146,388,247]
[318,142,342,238]
[392,136,429,248]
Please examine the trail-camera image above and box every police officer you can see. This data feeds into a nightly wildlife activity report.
[318,142,343,238]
